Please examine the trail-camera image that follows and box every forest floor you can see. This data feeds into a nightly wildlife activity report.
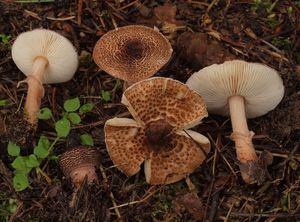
[0,0,300,221]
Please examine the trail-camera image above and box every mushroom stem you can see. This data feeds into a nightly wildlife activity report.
[228,95,258,182]
[24,57,48,125]
[123,81,135,91]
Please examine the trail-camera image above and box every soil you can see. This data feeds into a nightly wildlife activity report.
[0,0,299,221]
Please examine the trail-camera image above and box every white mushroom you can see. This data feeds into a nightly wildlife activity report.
[12,29,78,125]
[186,60,284,183]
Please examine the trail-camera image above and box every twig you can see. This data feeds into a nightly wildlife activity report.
[206,0,219,13]
[46,16,76,21]
[185,176,196,191]
[73,111,130,129]
[77,0,83,25]
[99,164,121,219]
[224,202,235,221]
[220,211,300,218]
[208,191,220,222]
[256,150,300,160]
[118,0,138,10]
[207,133,237,178]
[203,137,218,221]
[109,185,162,210]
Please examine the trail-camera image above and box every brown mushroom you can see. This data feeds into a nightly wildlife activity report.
[104,77,210,185]
[59,146,101,188]
[93,25,173,87]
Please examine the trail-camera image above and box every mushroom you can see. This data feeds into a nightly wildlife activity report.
[59,146,101,188]
[12,29,78,125]
[93,25,172,88]
[186,60,284,184]
[104,77,210,185]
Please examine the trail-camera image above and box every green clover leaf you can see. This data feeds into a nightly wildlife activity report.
[25,154,40,168]
[79,103,94,114]
[55,118,71,138]
[7,142,20,157]
[64,97,80,112]
[68,112,81,124]
[80,134,94,146]
[13,173,29,192]
[37,107,52,120]
[101,90,111,102]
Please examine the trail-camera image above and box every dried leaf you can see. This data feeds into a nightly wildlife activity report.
[173,192,204,220]
[153,3,181,26]
[177,32,236,69]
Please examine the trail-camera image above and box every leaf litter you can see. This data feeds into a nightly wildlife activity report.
[0,0,300,221]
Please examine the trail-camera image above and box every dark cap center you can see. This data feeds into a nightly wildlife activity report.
[123,40,145,60]
[145,119,174,151]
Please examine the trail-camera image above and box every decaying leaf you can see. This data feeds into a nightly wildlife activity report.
[153,3,183,27]
[173,192,204,220]
[140,2,184,38]
[176,32,237,70]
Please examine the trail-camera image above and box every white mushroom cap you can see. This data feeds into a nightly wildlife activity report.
[12,29,78,84]
[186,60,284,118]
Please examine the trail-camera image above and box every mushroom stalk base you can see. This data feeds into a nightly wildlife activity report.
[24,57,48,125]
[228,95,258,183]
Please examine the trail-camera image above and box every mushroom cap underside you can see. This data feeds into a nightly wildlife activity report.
[104,118,210,184]
[12,29,78,84]
[186,60,284,118]
[93,25,172,83]
[59,146,101,178]
[122,77,208,129]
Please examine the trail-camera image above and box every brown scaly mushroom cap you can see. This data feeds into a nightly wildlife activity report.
[59,146,101,188]
[104,77,210,185]
[93,25,173,84]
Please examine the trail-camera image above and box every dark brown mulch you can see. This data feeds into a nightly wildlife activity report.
[0,0,299,221]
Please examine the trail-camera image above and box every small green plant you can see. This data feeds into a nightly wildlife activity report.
[8,97,95,191]
[271,37,294,51]
[100,90,111,102]
[0,99,13,106]
[80,133,94,146]
[38,97,95,138]
[251,0,278,14]
[8,136,53,191]
[251,0,281,28]
[0,34,11,45]
[0,196,18,220]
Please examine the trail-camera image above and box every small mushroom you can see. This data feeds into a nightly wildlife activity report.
[93,25,172,87]
[12,29,78,125]
[59,146,101,188]
[186,60,284,184]
[104,77,210,185]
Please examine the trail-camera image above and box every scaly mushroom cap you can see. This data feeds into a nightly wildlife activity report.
[186,60,284,118]
[104,77,210,184]
[12,29,78,84]
[105,118,210,184]
[122,77,208,129]
[59,146,101,187]
[93,25,173,83]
